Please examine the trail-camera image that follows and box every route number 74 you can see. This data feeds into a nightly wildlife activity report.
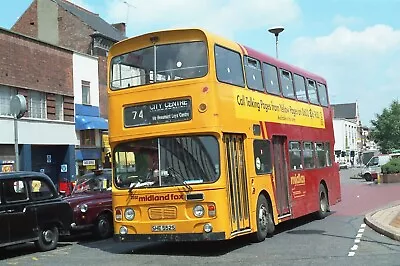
[132,109,144,120]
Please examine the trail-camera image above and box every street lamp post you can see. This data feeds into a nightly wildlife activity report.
[123,1,136,25]
[268,26,285,59]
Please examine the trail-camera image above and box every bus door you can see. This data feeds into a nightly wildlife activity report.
[223,134,250,235]
[272,136,291,217]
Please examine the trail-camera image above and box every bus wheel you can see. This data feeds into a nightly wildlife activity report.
[252,195,273,242]
[364,173,372,181]
[316,184,329,219]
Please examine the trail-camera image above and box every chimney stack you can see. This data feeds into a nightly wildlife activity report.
[112,23,126,37]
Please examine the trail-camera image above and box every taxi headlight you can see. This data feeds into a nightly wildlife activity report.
[80,204,88,213]
[193,205,205,218]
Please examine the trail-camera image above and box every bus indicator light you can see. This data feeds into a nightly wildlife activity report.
[208,204,216,217]
[115,208,122,221]
[202,87,209,93]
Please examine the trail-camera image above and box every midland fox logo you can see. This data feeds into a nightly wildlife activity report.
[131,194,184,202]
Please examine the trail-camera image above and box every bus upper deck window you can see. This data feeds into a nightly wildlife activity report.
[307,79,319,105]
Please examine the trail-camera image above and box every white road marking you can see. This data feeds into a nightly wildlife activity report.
[348,223,366,257]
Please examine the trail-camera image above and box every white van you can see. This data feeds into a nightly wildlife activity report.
[360,153,400,181]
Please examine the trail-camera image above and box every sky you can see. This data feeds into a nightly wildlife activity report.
[1,0,400,126]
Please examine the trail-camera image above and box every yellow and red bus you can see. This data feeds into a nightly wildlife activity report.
[108,28,341,243]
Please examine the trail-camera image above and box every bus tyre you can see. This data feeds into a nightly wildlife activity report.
[34,226,59,252]
[316,184,329,219]
[252,195,274,242]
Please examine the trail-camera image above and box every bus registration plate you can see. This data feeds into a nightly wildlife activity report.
[151,224,176,232]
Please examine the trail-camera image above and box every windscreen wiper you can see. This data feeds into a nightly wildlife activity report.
[167,167,192,191]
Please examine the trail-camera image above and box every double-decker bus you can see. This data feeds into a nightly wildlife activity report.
[108,28,341,243]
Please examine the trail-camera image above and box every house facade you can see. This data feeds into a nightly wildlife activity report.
[11,0,126,171]
[73,53,107,175]
[332,102,362,166]
[0,27,76,184]
[333,119,359,165]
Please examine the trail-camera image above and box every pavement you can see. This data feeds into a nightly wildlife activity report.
[365,201,400,241]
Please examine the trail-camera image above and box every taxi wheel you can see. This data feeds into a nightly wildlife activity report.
[35,226,59,251]
[93,214,113,239]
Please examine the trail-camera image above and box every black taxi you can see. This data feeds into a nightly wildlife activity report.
[0,171,73,251]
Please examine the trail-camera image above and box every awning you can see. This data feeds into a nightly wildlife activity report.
[75,149,101,161]
[75,115,108,130]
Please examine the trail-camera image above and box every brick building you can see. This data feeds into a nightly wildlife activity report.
[12,0,126,173]
[12,0,126,117]
[0,27,76,183]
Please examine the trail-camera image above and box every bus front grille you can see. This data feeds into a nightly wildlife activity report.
[148,206,177,220]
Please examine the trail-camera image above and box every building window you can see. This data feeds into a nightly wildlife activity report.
[253,140,272,174]
[80,130,96,147]
[82,80,90,105]
[0,85,16,116]
[289,141,302,170]
[55,95,64,120]
[29,90,46,119]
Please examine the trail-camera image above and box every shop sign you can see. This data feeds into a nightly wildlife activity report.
[83,160,96,166]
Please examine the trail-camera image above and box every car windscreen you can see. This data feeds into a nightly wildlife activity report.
[73,173,111,193]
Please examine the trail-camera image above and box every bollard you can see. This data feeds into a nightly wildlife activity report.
[377,173,381,184]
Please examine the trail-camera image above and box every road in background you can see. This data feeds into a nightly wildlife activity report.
[1,169,399,265]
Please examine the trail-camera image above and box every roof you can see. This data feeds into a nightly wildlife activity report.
[332,103,357,119]
[0,171,51,180]
[52,0,125,41]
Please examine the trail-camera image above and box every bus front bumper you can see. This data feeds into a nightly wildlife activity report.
[114,232,225,242]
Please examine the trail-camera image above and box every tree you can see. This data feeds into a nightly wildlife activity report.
[370,100,400,154]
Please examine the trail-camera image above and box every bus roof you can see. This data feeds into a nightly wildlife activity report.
[112,28,326,84]
[243,45,326,84]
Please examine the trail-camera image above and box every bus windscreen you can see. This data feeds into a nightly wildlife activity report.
[110,41,208,90]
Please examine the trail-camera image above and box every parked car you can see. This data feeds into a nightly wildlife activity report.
[0,171,72,251]
[339,161,351,170]
[64,169,113,239]
[359,153,400,181]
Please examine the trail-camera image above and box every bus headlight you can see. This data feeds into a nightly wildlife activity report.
[80,204,88,213]
[193,205,205,218]
[119,226,128,235]
[203,223,213,233]
[124,208,135,220]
